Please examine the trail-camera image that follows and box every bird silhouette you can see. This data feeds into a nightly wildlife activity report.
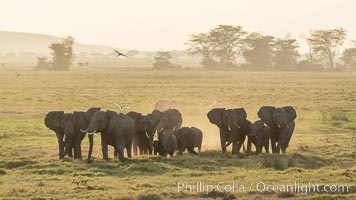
[114,50,127,57]
[114,103,130,111]
[15,72,23,77]
[206,101,217,109]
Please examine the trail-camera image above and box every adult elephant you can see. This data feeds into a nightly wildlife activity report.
[257,106,297,154]
[207,108,247,154]
[127,111,160,156]
[61,107,100,160]
[44,107,99,160]
[44,111,66,159]
[151,109,182,131]
[84,110,135,162]
[157,129,177,157]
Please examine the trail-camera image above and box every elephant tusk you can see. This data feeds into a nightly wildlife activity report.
[80,129,87,133]
[63,134,66,142]
[145,131,150,139]
[278,124,281,128]
[87,130,96,135]
[228,125,231,131]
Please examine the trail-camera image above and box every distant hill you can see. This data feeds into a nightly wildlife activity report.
[0,31,199,67]
[0,31,124,55]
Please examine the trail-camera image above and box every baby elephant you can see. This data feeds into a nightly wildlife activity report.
[173,127,203,155]
[247,120,270,155]
[156,129,177,157]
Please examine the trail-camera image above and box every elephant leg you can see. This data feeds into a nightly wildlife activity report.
[149,147,153,155]
[114,148,118,157]
[270,138,277,153]
[275,143,281,154]
[219,128,227,154]
[234,139,245,156]
[126,138,133,158]
[188,147,197,155]
[139,145,144,155]
[246,137,252,156]
[118,147,125,161]
[256,139,261,155]
[116,139,126,161]
[74,143,81,159]
[101,135,109,161]
[281,146,287,154]
[265,142,270,154]
[73,139,82,159]
[132,137,138,156]
[57,139,64,160]
[68,147,74,158]
[143,145,148,154]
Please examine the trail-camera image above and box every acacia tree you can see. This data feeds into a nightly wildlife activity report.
[153,51,173,69]
[273,38,299,69]
[209,25,246,67]
[341,47,356,70]
[242,33,275,69]
[49,36,74,70]
[187,33,216,68]
[308,28,346,69]
[35,57,50,70]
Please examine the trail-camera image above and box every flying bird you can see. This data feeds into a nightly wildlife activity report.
[206,101,217,109]
[15,72,24,77]
[114,50,127,57]
[114,103,130,111]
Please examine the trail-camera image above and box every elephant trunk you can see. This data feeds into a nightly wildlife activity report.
[225,127,238,148]
[57,134,65,159]
[62,134,72,158]
[87,134,93,162]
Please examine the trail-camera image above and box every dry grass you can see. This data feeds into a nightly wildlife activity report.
[0,68,355,199]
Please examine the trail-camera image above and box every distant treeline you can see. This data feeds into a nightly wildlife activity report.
[186,25,356,71]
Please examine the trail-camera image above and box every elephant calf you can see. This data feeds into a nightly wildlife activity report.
[173,127,203,155]
[246,120,270,156]
[156,129,177,157]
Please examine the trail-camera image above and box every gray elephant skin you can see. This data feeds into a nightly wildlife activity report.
[44,107,100,160]
[246,120,270,155]
[173,127,203,155]
[84,110,135,162]
[151,109,182,131]
[257,106,297,153]
[207,108,247,155]
[156,129,177,157]
[127,111,160,155]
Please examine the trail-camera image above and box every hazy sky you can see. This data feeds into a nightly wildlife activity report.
[1,0,355,51]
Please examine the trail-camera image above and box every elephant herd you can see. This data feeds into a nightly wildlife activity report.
[44,105,296,162]
[207,106,297,155]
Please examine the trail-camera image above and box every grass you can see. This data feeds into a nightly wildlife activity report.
[0,68,355,199]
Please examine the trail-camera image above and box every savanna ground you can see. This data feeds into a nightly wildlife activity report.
[0,68,355,200]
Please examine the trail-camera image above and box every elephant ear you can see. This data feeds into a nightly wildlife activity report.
[148,114,160,129]
[283,106,297,122]
[85,107,101,122]
[44,111,64,130]
[128,111,145,131]
[234,108,247,119]
[207,108,225,127]
[151,109,162,116]
[257,106,276,128]
[106,110,118,133]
